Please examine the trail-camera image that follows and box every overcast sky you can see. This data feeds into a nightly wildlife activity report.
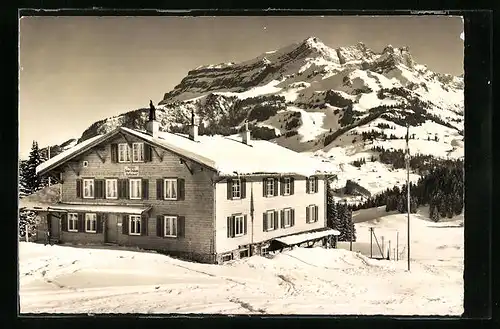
[19,15,464,158]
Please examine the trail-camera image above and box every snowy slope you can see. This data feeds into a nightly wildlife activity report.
[19,211,463,315]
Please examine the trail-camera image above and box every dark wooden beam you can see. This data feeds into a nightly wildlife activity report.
[119,131,133,147]
[66,163,79,176]
[183,161,194,175]
[152,147,164,162]
[93,149,105,163]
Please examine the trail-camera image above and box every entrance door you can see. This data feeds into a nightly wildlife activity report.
[49,214,60,239]
[105,214,118,244]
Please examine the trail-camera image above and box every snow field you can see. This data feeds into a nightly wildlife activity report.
[19,210,463,315]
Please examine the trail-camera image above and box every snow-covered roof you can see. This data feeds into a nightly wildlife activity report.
[47,203,151,215]
[36,126,335,177]
[122,127,335,177]
[36,134,110,175]
[275,228,340,246]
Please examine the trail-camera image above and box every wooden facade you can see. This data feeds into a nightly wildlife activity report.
[35,126,330,264]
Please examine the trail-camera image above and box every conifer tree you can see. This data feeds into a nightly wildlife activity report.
[22,141,44,194]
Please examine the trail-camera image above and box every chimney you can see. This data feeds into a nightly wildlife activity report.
[242,122,251,145]
[146,100,159,138]
[189,110,199,141]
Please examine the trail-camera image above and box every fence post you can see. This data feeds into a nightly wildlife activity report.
[387,240,391,260]
[369,227,373,258]
[396,231,399,261]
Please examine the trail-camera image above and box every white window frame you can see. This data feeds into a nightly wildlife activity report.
[129,178,142,200]
[129,215,141,236]
[105,179,118,199]
[164,216,178,238]
[164,179,178,200]
[83,179,95,199]
[234,215,244,237]
[283,208,292,228]
[266,210,275,231]
[85,213,97,233]
[118,143,131,163]
[308,205,317,223]
[266,178,275,197]
[239,248,249,258]
[283,177,291,196]
[132,142,144,163]
[232,179,241,199]
[308,177,316,194]
[68,213,78,232]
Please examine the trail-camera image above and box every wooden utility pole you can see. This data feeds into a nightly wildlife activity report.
[405,124,411,271]
[369,227,373,258]
[47,146,51,187]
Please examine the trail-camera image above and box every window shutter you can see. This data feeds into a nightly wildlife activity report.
[263,213,267,232]
[156,179,164,200]
[262,178,267,197]
[306,206,310,223]
[78,213,85,232]
[110,144,118,163]
[124,179,130,199]
[280,178,284,196]
[156,215,163,237]
[273,211,279,230]
[118,179,126,199]
[142,179,149,200]
[61,214,68,232]
[273,179,279,196]
[315,205,319,222]
[306,177,310,194]
[227,179,233,200]
[177,178,185,201]
[314,177,319,193]
[243,215,247,235]
[241,179,246,199]
[290,177,295,195]
[98,180,105,199]
[291,209,295,227]
[227,217,232,238]
[122,215,129,235]
[96,214,103,233]
[76,179,82,198]
[177,216,185,238]
[280,209,284,228]
[141,215,148,236]
[144,144,152,162]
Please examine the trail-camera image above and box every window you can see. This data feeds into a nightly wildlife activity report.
[129,179,142,199]
[261,245,270,256]
[307,205,318,223]
[308,177,317,194]
[164,179,178,200]
[129,215,141,235]
[239,248,249,259]
[234,215,245,237]
[232,179,241,199]
[283,177,291,195]
[68,213,78,232]
[266,211,275,231]
[85,213,97,233]
[164,216,178,237]
[118,143,131,162]
[106,179,118,199]
[266,178,275,197]
[221,254,233,262]
[132,143,144,162]
[83,179,94,198]
[283,208,292,228]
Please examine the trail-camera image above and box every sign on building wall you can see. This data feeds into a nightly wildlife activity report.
[124,166,139,176]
